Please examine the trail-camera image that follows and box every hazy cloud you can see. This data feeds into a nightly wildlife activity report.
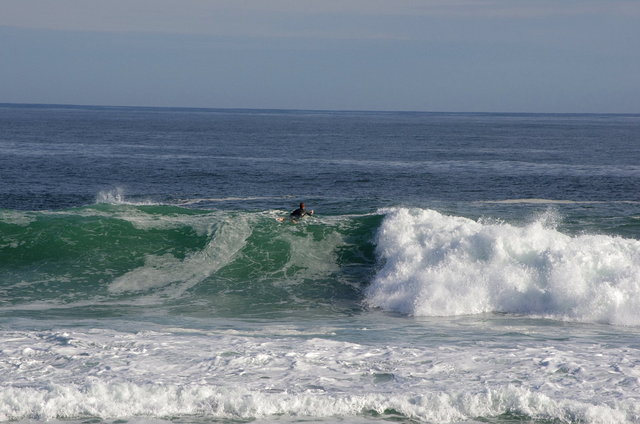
[1,0,638,112]
[1,0,638,38]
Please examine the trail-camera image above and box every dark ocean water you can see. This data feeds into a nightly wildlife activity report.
[1,104,640,423]
[3,104,639,212]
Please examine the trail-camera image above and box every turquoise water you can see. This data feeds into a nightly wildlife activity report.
[1,105,640,423]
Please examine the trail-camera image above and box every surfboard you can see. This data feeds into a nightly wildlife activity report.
[276,216,300,223]
[276,210,313,223]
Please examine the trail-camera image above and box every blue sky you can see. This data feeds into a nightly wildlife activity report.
[1,0,639,112]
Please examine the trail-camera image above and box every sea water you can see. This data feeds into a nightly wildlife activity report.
[1,104,640,423]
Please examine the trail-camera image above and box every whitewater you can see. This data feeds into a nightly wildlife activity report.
[1,105,640,423]
[2,202,640,423]
[369,208,640,325]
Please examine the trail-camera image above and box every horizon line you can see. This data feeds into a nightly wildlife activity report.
[1,102,639,117]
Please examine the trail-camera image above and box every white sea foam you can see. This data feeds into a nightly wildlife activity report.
[277,229,342,284]
[481,198,640,205]
[0,210,36,227]
[96,187,158,206]
[108,216,251,294]
[1,327,638,423]
[2,384,632,423]
[50,202,218,236]
[366,208,640,325]
[114,209,216,236]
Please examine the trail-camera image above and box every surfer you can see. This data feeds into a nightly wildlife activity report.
[275,202,314,222]
[290,202,314,219]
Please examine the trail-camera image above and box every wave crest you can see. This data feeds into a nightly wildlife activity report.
[96,187,157,206]
[366,208,640,325]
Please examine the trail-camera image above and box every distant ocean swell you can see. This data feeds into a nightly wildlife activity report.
[1,203,640,325]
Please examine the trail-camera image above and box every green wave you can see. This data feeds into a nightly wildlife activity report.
[0,205,379,318]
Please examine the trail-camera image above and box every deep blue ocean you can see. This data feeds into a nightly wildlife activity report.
[1,104,640,423]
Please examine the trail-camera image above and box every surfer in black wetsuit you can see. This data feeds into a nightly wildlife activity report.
[290,202,314,219]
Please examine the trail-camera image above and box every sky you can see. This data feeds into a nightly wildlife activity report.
[1,0,639,113]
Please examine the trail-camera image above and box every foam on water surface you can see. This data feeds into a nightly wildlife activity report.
[366,208,640,325]
[1,325,639,423]
[96,188,159,207]
[107,215,252,294]
[3,108,640,424]
[0,203,375,319]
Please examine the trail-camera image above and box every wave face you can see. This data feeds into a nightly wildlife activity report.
[0,204,377,319]
[3,204,640,325]
[366,208,640,326]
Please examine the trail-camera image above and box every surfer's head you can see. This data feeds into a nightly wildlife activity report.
[300,202,305,209]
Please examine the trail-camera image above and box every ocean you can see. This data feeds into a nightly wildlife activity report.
[1,104,640,423]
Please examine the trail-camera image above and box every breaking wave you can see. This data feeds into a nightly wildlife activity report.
[366,208,640,326]
[2,202,640,325]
